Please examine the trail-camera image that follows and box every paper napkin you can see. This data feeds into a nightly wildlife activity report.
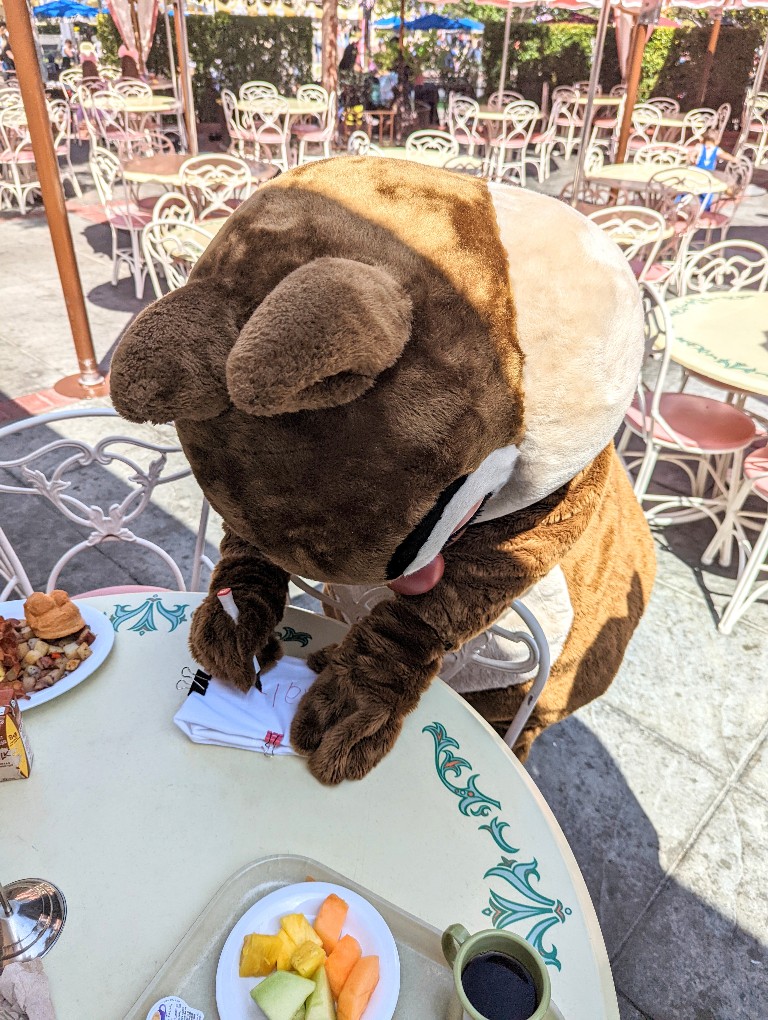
[173,655,317,756]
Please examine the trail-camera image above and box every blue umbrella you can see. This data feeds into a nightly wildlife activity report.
[33,1,103,19]
[373,16,401,29]
[407,14,483,31]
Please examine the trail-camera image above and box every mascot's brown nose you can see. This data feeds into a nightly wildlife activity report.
[226,256,413,416]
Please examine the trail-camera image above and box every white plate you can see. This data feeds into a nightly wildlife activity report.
[0,599,115,711]
[216,881,400,1020]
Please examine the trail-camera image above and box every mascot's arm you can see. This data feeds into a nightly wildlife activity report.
[291,447,610,784]
[189,526,290,690]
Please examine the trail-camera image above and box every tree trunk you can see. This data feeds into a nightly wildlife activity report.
[322,0,338,95]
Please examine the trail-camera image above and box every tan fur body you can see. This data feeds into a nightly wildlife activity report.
[110,158,655,784]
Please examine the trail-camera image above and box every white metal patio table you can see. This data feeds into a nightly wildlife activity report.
[3,591,618,1020]
[667,291,768,567]
[122,153,279,189]
[588,162,727,194]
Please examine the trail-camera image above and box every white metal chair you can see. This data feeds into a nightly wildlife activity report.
[447,94,484,156]
[680,240,768,295]
[487,89,524,109]
[489,100,540,185]
[287,576,551,751]
[714,102,731,144]
[697,155,754,243]
[222,87,257,158]
[249,96,291,171]
[617,283,760,528]
[627,103,662,150]
[0,409,210,597]
[0,107,40,214]
[48,97,82,197]
[717,445,768,634]
[89,145,150,299]
[524,101,562,182]
[346,130,382,156]
[296,92,337,165]
[239,80,278,103]
[633,142,689,167]
[111,79,153,99]
[81,88,146,158]
[645,97,680,116]
[586,205,667,281]
[679,107,718,146]
[551,88,582,160]
[179,153,252,220]
[405,129,460,160]
[143,218,213,298]
[737,109,768,167]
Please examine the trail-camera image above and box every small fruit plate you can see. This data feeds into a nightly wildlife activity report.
[124,855,459,1020]
[216,881,400,1020]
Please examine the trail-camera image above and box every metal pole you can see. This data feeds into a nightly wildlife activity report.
[754,27,768,96]
[4,0,106,396]
[0,881,12,919]
[164,3,179,103]
[571,0,612,206]
[615,20,647,165]
[128,0,146,75]
[698,10,722,106]
[498,2,513,98]
[398,0,405,58]
[173,0,197,154]
[321,0,339,94]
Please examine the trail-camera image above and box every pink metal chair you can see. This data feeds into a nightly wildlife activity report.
[488,100,540,185]
[618,284,760,534]
[586,205,667,281]
[89,145,151,299]
[696,155,754,243]
[296,92,338,164]
[447,95,484,157]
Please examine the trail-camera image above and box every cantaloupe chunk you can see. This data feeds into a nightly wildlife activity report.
[337,956,379,1020]
[282,913,323,949]
[291,940,326,978]
[240,932,281,977]
[325,934,362,1000]
[276,928,298,971]
[313,894,349,954]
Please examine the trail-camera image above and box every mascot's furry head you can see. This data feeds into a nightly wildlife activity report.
[112,158,642,593]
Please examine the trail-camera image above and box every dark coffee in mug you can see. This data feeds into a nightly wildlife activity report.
[460,950,539,1020]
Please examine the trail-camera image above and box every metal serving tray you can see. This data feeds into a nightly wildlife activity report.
[124,853,459,1020]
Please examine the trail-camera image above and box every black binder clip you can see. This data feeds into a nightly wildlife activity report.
[178,666,212,697]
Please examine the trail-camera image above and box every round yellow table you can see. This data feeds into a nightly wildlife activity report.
[81,94,180,114]
[4,592,618,1020]
[588,162,727,194]
[667,291,768,397]
[236,97,326,117]
[122,153,279,188]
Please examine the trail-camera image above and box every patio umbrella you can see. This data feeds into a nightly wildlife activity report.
[406,14,483,31]
[32,1,103,17]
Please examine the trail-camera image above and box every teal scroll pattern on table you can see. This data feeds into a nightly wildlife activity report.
[110,596,189,635]
[277,625,312,647]
[424,722,571,970]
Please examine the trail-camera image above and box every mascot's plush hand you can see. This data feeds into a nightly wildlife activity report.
[291,607,444,783]
[188,527,290,691]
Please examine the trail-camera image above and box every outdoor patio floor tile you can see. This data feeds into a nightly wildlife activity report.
[617,993,651,1020]
[741,732,768,807]
[600,574,768,776]
[525,701,722,958]
[612,788,768,1020]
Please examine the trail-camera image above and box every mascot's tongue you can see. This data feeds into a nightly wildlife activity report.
[387,554,445,595]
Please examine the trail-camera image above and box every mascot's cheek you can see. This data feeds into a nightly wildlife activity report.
[388,554,445,595]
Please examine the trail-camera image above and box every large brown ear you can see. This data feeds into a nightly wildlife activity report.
[226,257,412,416]
[110,283,238,423]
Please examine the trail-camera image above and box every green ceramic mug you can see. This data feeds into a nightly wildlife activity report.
[441,923,564,1020]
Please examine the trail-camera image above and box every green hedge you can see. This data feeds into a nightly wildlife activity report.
[483,24,761,120]
[96,13,313,121]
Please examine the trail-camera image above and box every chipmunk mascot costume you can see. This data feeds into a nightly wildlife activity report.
[111,158,655,784]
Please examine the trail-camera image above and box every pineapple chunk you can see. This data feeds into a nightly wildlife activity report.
[240,933,282,978]
[281,914,323,949]
[290,940,326,979]
[276,927,298,971]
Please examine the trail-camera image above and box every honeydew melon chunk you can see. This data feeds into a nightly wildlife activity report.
[250,970,315,1020]
[291,1008,306,1020]
[305,966,336,1020]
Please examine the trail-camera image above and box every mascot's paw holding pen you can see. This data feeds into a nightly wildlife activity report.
[189,594,282,691]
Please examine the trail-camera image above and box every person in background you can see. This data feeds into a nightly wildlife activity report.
[79,40,99,81]
[688,128,735,210]
[118,43,140,79]
[60,38,75,72]
[0,22,15,78]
